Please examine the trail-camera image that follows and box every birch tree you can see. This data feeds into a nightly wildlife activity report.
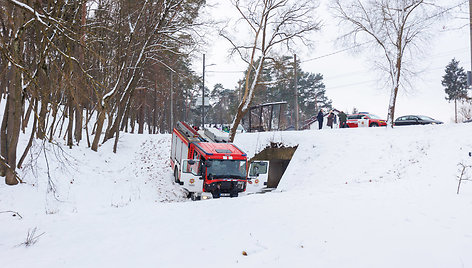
[221,0,321,141]
[332,0,443,127]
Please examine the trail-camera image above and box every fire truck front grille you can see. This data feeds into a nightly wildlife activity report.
[219,181,233,192]
[205,180,240,194]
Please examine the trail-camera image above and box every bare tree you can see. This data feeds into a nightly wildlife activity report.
[92,0,206,152]
[457,161,472,194]
[458,101,472,121]
[332,0,444,126]
[221,0,321,141]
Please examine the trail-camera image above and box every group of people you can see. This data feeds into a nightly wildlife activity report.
[316,109,348,130]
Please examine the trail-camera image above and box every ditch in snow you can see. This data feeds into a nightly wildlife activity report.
[250,142,298,189]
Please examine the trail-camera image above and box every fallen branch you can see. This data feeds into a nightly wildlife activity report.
[0,210,23,219]
[0,155,24,184]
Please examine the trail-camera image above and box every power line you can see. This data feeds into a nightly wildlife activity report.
[301,1,468,65]
[424,0,468,21]
[326,62,466,90]
[205,42,374,74]
[206,45,467,81]
[320,46,470,81]
[207,70,244,73]
[301,41,372,64]
[327,79,377,90]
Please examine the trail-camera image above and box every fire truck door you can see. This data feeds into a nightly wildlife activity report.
[247,161,269,192]
[181,159,204,192]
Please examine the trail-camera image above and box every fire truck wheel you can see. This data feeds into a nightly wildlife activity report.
[370,123,379,127]
[174,167,180,183]
[190,193,200,201]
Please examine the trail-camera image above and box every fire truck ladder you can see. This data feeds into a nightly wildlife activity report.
[176,121,207,142]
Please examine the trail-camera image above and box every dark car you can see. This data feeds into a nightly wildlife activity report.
[394,115,443,126]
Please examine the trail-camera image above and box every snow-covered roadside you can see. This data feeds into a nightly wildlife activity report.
[1,123,472,268]
[1,133,186,216]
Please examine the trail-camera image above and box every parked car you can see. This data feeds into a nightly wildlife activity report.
[394,115,443,126]
[346,113,387,128]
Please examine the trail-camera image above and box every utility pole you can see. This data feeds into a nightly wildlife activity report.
[294,54,299,130]
[170,71,173,132]
[202,54,205,129]
[469,0,472,73]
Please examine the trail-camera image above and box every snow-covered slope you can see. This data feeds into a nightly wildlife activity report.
[1,124,472,268]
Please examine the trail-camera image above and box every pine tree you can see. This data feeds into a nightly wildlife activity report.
[442,58,468,123]
[235,56,332,128]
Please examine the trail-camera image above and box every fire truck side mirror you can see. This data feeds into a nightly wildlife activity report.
[469,152,471,157]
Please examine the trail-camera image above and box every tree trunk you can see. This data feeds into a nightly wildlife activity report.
[48,103,58,141]
[74,0,86,144]
[4,18,25,185]
[0,98,9,177]
[5,68,22,185]
[92,109,106,152]
[113,127,120,153]
[387,84,399,128]
[455,99,458,123]
[18,99,38,169]
[138,89,144,134]
[387,50,403,128]
[130,109,135,134]
[75,102,83,144]
[22,99,33,133]
[67,98,74,148]
[138,103,144,134]
[38,95,49,139]
[85,108,92,148]
[229,105,247,142]
[105,92,132,141]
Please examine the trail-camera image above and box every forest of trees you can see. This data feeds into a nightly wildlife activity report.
[0,0,208,184]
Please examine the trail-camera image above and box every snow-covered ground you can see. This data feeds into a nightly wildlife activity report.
[2,123,472,268]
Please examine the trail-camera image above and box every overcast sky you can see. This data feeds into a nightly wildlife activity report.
[195,0,470,123]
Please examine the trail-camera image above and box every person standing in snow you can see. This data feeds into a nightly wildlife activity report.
[327,111,334,129]
[317,109,324,129]
[338,111,347,128]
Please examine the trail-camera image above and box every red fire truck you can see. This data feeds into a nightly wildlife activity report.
[170,121,248,200]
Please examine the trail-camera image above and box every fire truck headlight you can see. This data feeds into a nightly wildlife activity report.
[201,193,213,200]
[237,181,245,189]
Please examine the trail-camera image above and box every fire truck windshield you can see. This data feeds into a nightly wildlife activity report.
[206,160,247,179]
